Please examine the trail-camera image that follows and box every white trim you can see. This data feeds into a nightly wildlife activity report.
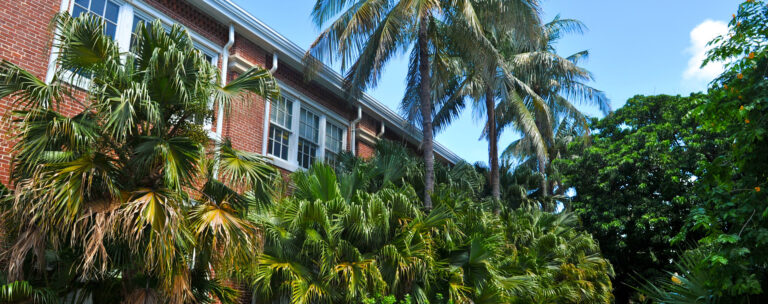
[269,156,298,172]
[287,97,300,167]
[115,4,134,54]
[317,115,327,161]
[261,99,271,155]
[45,0,72,84]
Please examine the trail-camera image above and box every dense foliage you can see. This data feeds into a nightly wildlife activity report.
[557,94,722,301]
[555,1,768,301]
[247,144,614,303]
[0,12,616,304]
[685,0,768,300]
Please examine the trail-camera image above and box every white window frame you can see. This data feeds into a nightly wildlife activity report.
[266,96,293,161]
[263,83,348,172]
[297,107,321,169]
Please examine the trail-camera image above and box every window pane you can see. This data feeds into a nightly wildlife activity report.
[72,5,86,18]
[299,108,319,144]
[90,0,106,15]
[270,97,292,129]
[298,139,317,169]
[104,1,119,22]
[75,0,89,6]
[325,123,343,154]
[268,125,291,160]
[325,151,338,167]
[105,22,117,39]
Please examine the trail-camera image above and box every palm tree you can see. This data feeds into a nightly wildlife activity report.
[305,0,492,209]
[499,16,611,199]
[403,0,548,203]
[502,115,587,209]
[250,163,449,303]
[0,14,279,303]
[503,208,614,303]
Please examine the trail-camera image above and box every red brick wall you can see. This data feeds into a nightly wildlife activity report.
[142,0,227,47]
[357,141,375,159]
[0,0,63,185]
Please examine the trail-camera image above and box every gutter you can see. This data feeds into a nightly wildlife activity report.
[269,52,278,73]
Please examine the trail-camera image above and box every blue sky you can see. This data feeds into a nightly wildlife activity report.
[231,0,740,164]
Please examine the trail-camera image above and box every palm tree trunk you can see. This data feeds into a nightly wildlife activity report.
[535,111,549,198]
[486,87,500,201]
[418,15,434,210]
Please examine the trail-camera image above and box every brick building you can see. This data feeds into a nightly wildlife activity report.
[0,0,461,184]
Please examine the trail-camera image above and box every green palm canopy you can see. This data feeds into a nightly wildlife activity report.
[0,13,279,303]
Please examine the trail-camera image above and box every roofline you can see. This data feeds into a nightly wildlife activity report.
[190,0,462,164]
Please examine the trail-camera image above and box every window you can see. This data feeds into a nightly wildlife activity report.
[297,108,320,169]
[325,123,344,166]
[267,96,293,160]
[73,0,120,39]
[263,90,347,171]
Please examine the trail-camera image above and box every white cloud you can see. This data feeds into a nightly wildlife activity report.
[682,20,728,90]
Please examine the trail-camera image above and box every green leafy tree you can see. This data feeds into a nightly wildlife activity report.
[632,249,720,304]
[684,0,768,299]
[558,94,722,302]
[249,163,450,303]
[0,14,279,303]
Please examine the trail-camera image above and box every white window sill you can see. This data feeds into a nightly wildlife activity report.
[267,156,299,172]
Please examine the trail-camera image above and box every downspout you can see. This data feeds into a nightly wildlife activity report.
[376,122,385,138]
[213,24,235,178]
[269,52,278,73]
[349,106,362,155]
[215,24,235,140]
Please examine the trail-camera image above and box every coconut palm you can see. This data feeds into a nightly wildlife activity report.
[499,16,611,198]
[305,0,499,209]
[400,0,548,203]
[502,115,587,210]
[0,13,278,303]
